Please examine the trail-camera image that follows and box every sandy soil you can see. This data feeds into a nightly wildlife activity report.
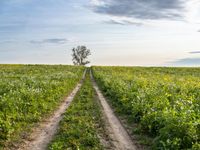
[90,71,137,150]
[18,70,86,150]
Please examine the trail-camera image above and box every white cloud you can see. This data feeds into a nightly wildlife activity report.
[185,0,200,23]
[90,0,106,6]
[30,38,68,45]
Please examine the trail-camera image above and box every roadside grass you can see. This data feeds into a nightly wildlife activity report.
[0,65,84,149]
[92,66,200,149]
[48,71,104,150]
[92,68,152,150]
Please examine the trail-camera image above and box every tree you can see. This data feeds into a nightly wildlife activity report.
[72,45,91,66]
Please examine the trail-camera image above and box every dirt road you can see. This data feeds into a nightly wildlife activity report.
[18,69,137,150]
[91,71,137,150]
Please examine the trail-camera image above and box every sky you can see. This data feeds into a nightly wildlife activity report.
[0,0,200,66]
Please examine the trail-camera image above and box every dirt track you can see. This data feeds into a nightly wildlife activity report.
[91,71,137,150]
[18,69,137,150]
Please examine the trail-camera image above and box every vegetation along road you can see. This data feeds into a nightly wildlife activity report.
[92,66,200,149]
[1,65,199,149]
[0,65,84,149]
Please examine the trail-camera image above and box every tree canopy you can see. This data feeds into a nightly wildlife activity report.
[72,46,91,66]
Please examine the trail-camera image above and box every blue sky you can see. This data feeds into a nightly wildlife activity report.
[0,0,200,66]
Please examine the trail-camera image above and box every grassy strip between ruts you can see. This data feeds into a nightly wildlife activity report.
[48,71,105,150]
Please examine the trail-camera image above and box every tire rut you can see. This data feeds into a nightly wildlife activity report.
[18,70,86,150]
[90,71,137,150]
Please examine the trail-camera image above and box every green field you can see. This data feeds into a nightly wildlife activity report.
[0,65,200,149]
[0,65,84,148]
[92,66,200,149]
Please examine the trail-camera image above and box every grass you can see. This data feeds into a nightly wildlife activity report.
[92,66,200,149]
[0,65,84,148]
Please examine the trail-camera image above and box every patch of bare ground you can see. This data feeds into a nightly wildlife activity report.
[94,92,115,150]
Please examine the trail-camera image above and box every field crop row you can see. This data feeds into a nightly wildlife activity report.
[0,65,84,148]
[92,66,200,149]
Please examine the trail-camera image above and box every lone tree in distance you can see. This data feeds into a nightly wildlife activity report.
[72,45,91,65]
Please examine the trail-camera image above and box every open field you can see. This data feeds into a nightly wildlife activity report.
[0,65,84,148]
[0,65,200,150]
[2,0,200,150]
[92,66,200,149]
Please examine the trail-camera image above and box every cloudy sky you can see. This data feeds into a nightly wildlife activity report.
[0,0,200,66]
